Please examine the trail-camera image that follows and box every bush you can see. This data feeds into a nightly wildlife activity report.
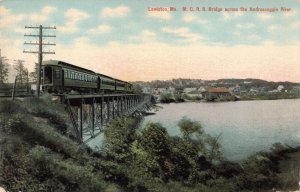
[28,146,110,192]
[159,93,175,103]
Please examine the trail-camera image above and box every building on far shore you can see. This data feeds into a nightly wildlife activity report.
[203,87,231,100]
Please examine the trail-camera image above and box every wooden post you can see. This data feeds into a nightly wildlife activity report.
[79,99,83,140]
[107,99,110,122]
[101,96,103,126]
[112,96,115,118]
[12,75,17,100]
[92,100,95,137]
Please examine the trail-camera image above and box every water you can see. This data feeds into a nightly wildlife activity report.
[141,99,300,161]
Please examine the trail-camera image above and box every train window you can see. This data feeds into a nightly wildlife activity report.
[75,73,77,80]
[79,74,81,80]
[55,69,60,79]
[64,71,67,79]
[71,72,74,79]
[44,66,52,84]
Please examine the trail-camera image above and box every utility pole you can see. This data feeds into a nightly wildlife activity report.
[23,25,56,97]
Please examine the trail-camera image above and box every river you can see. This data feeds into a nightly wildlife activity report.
[141,99,300,161]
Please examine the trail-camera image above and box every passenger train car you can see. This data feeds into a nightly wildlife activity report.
[41,60,133,93]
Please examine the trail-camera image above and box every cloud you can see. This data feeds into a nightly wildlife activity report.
[268,25,280,32]
[29,6,57,23]
[247,34,262,41]
[0,5,56,32]
[257,13,273,20]
[183,14,196,22]
[42,6,57,14]
[223,11,243,20]
[88,24,113,34]
[162,27,202,43]
[283,10,297,17]
[183,13,207,24]
[101,6,130,18]
[292,21,300,28]
[236,23,256,29]
[130,30,156,42]
[2,30,299,83]
[0,6,24,29]
[58,8,89,33]
[0,6,25,29]
[0,6,9,15]
[148,11,172,20]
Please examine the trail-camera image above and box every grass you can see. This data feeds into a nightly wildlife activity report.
[0,97,299,191]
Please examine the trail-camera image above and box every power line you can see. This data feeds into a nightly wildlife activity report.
[23,25,56,97]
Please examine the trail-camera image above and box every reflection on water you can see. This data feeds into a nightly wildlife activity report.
[141,99,300,161]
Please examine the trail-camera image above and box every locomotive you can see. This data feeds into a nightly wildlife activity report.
[41,60,133,94]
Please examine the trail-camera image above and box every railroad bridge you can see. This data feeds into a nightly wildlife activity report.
[58,93,153,143]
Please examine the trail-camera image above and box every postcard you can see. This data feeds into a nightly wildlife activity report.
[0,0,299,191]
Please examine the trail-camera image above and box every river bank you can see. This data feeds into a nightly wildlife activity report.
[1,97,299,191]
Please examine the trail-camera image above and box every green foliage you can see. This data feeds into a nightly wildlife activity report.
[174,93,185,103]
[205,134,223,162]
[218,95,237,102]
[24,95,69,134]
[240,92,300,101]
[182,94,201,101]
[139,123,170,157]
[14,60,28,85]
[104,117,138,160]
[0,97,297,191]
[28,146,110,192]
[0,100,22,113]
[159,93,175,103]
[178,117,203,140]
[132,84,143,94]
[137,121,214,184]
[0,57,9,84]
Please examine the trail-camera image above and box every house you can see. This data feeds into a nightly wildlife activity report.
[203,87,231,100]
[277,85,284,92]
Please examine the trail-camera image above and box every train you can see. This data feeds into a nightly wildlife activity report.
[41,60,133,94]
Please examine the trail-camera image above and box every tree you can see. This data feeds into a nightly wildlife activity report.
[178,117,204,140]
[0,56,9,84]
[132,84,143,94]
[29,62,38,83]
[205,134,223,162]
[14,60,28,84]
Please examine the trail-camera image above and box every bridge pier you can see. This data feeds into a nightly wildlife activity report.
[62,93,152,143]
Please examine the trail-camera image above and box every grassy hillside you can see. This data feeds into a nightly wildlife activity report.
[0,96,299,191]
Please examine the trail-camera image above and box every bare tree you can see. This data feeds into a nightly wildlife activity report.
[29,62,38,83]
[14,60,28,85]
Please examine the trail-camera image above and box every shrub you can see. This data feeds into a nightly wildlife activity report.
[159,93,175,103]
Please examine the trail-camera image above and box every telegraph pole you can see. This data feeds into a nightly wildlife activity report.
[23,25,56,97]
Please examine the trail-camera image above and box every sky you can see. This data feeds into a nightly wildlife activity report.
[0,0,299,82]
